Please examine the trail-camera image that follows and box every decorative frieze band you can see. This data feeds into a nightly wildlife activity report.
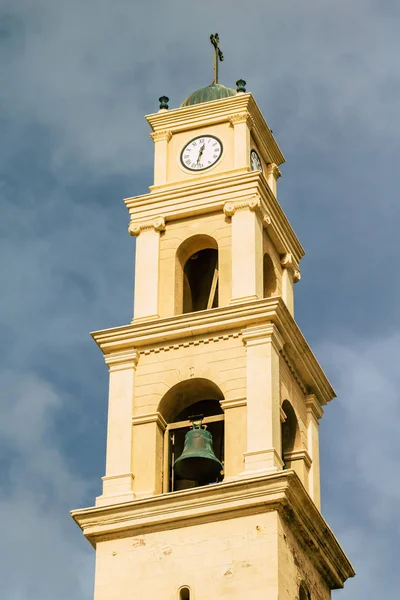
[228,111,254,129]
[141,332,242,356]
[280,253,301,283]
[128,216,166,237]
[223,195,261,217]
[150,130,172,143]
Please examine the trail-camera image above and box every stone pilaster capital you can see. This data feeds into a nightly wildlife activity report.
[150,129,172,143]
[128,216,166,236]
[104,349,140,372]
[223,195,261,218]
[132,411,167,431]
[280,253,301,283]
[306,394,324,421]
[229,111,254,129]
[266,162,281,180]
[242,323,284,353]
[220,397,247,411]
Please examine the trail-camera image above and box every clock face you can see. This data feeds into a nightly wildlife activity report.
[181,135,223,171]
[250,149,262,172]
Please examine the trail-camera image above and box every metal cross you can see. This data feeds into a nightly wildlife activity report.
[210,33,224,84]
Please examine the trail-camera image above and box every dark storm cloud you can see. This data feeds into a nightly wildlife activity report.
[0,1,399,598]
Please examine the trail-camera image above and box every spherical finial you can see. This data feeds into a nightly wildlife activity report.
[236,79,246,93]
[159,96,169,110]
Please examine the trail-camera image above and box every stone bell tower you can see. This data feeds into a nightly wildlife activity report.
[72,35,354,600]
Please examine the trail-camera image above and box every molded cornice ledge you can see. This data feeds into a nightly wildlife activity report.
[91,297,334,406]
[71,470,355,588]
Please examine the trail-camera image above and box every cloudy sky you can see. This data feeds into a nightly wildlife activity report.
[1,0,399,598]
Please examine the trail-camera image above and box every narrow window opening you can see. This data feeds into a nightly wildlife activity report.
[183,248,218,313]
[179,587,191,600]
[263,253,277,298]
[281,400,299,468]
[299,582,311,600]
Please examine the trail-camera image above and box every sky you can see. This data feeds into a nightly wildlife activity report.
[0,0,399,598]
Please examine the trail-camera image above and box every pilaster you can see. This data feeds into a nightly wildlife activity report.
[132,412,167,498]
[129,217,165,321]
[224,197,263,303]
[96,349,139,506]
[242,323,284,474]
[306,394,324,509]
[150,130,172,186]
[220,397,247,479]
[229,111,253,169]
[280,253,301,316]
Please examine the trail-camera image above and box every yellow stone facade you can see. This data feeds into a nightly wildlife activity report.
[72,91,355,599]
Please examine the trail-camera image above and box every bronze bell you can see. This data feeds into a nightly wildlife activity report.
[174,416,223,484]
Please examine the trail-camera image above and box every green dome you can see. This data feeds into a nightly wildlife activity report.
[181,83,237,107]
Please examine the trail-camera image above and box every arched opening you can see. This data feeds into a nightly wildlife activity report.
[184,248,218,313]
[178,586,191,600]
[299,581,311,600]
[176,235,219,315]
[263,253,277,298]
[281,400,300,468]
[158,378,225,492]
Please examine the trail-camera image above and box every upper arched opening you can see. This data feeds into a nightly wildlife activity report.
[281,399,301,465]
[176,235,219,315]
[263,253,277,298]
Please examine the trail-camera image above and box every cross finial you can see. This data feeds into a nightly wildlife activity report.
[210,33,224,84]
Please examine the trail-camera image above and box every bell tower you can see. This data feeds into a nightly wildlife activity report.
[72,35,355,600]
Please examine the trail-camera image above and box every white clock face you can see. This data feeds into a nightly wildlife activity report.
[181,135,223,171]
[250,149,262,172]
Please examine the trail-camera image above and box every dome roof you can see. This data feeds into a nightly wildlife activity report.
[181,83,237,107]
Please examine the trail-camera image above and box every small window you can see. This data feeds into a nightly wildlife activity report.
[263,253,277,298]
[299,581,311,600]
[179,586,191,600]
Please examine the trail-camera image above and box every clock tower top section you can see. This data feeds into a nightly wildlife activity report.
[146,90,285,193]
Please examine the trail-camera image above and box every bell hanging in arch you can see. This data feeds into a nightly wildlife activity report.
[174,416,223,484]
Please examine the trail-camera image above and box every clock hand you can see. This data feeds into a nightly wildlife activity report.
[197,144,205,165]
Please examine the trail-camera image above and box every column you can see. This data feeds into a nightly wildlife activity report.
[306,394,324,509]
[220,397,247,480]
[229,112,252,169]
[265,162,281,197]
[280,253,301,317]
[129,217,165,321]
[96,349,139,506]
[132,412,166,498]
[225,198,264,303]
[242,324,284,474]
[150,130,172,186]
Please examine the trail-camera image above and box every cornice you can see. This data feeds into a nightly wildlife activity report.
[145,93,285,167]
[125,170,305,266]
[71,471,354,588]
[90,297,335,406]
